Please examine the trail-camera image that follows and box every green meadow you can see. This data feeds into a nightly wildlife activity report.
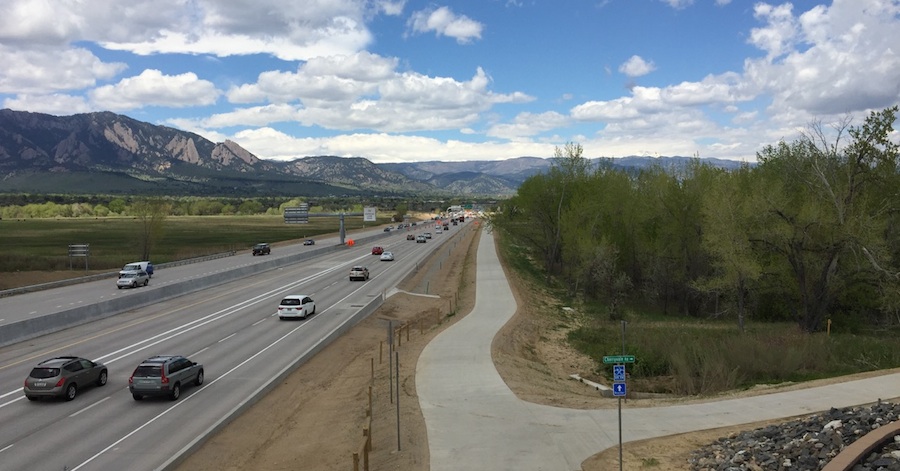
[0,214,390,272]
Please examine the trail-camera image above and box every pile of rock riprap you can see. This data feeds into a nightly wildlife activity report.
[688,401,900,470]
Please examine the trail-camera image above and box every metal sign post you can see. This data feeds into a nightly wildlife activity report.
[67,244,90,271]
[363,206,376,226]
[602,320,633,471]
[284,203,309,224]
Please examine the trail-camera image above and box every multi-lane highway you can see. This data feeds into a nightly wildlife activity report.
[0,221,468,470]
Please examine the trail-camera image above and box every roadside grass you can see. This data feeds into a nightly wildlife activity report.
[495,230,900,396]
[0,214,390,272]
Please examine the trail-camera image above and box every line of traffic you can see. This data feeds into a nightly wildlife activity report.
[0,254,364,407]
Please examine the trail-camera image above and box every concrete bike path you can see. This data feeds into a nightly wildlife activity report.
[416,227,900,471]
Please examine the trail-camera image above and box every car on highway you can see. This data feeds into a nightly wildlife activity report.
[416,235,427,243]
[424,232,432,239]
[383,226,393,232]
[349,266,370,281]
[23,356,108,401]
[119,261,153,278]
[252,243,271,255]
[303,239,315,246]
[129,355,204,401]
[372,246,384,255]
[116,270,150,289]
[407,234,416,240]
[277,294,316,320]
[380,251,394,261]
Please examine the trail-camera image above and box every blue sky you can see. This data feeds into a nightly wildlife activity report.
[1,0,898,163]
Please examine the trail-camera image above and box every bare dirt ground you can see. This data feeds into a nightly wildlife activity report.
[7,225,897,470]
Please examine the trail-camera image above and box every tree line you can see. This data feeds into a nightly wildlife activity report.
[0,194,488,220]
[491,107,900,333]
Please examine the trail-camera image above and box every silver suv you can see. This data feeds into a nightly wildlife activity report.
[24,356,108,401]
[129,355,204,401]
[117,270,150,289]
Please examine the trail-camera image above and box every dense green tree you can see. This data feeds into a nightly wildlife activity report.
[695,165,761,331]
[500,142,590,278]
[393,202,408,222]
[93,204,110,217]
[754,107,899,332]
[108,198,126,214]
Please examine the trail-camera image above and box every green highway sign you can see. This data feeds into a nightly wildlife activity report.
[602,355,635,364]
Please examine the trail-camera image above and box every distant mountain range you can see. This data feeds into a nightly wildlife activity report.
[0,109,747,197]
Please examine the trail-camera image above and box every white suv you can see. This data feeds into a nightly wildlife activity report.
[277,295,316,320]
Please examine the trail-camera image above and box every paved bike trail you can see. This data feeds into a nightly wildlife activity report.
[416,227,900,471]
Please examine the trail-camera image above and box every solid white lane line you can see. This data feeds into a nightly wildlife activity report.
[69,320,313,471]
[0,444,12,453]
[218,333,237,343]
[190,347,210,358]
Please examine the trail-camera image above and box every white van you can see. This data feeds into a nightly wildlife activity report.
[119,261,154,278]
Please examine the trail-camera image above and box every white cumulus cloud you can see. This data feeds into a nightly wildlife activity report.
[90,69,220,110]
[407,6,484,44]
[618,55,657,78]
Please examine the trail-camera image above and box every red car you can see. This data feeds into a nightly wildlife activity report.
[372,246,384,255]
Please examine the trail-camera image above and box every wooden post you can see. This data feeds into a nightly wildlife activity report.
[353,452,359,471]
[364,449,370,471]
[368,386,373,417]
[370,358,374,382]
[406,323,410,342]
[379,341,383,364]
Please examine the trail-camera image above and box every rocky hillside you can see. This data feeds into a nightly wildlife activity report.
[0,109,526,196]
[0,109,747,197]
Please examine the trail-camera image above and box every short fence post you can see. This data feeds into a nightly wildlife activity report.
[364,428,371,469]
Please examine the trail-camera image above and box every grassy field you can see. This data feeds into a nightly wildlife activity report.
[0,214,391,273]
[494,229,900,396]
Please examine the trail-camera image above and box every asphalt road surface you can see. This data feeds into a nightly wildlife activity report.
[0,221,470,471]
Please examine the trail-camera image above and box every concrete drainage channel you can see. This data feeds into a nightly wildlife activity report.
[0,232,391,349]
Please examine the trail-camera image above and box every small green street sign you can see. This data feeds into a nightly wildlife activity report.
[602,355,635,364]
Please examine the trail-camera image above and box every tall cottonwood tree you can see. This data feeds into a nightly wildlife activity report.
[755,106,899,332]
[696,165,762,332]
[498,143,590,278]
[132,198,170,261]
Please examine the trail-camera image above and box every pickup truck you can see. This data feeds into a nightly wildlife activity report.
[349,266,370,281]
